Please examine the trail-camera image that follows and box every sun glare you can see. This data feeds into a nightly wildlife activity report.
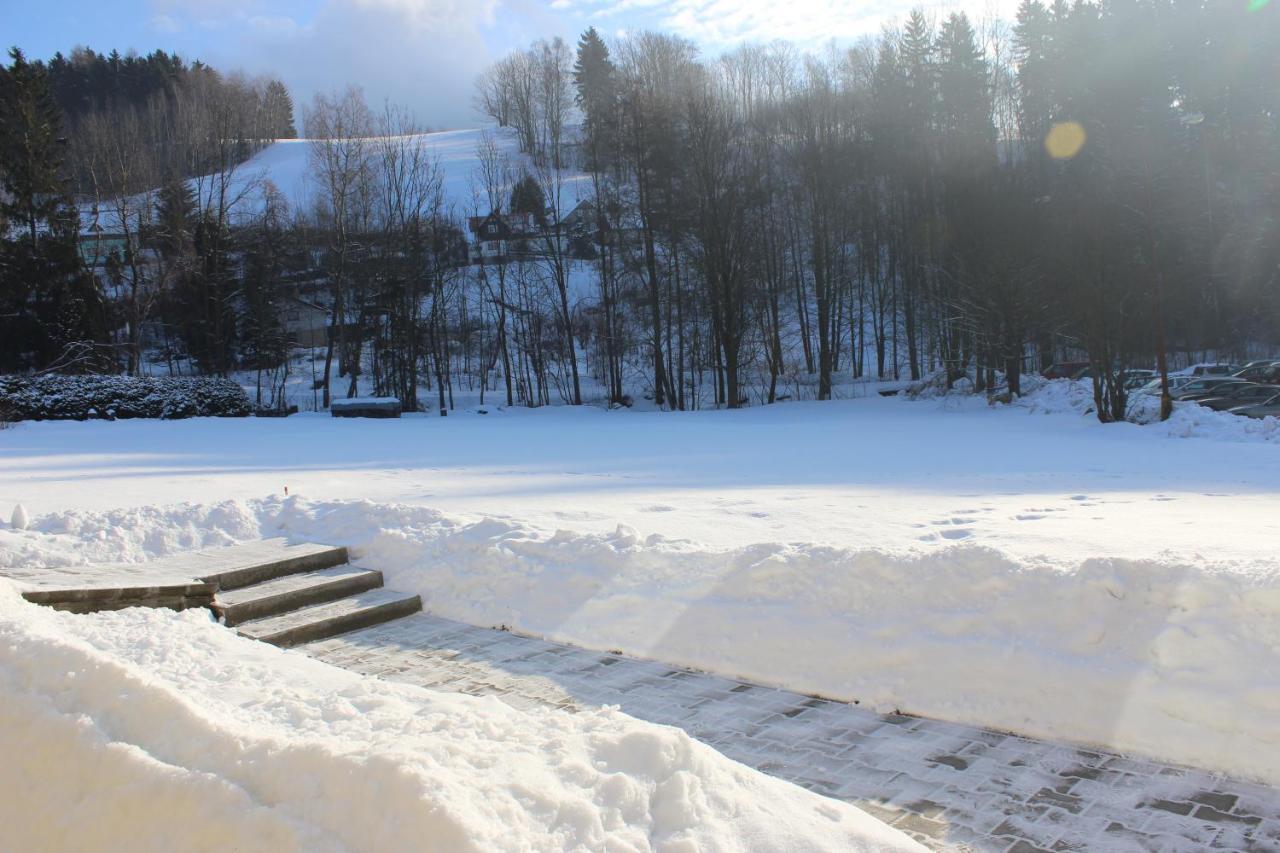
[1045,121,1088,159]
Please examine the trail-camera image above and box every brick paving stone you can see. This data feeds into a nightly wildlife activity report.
[301,611,1280,852]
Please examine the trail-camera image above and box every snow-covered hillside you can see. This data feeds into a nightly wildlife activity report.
[227,128,592,221]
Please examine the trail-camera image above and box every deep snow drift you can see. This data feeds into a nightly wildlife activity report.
[0,580,919,852]
[1,386,1277,786]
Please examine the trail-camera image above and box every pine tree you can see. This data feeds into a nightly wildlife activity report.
[263,80,297,139]
[900,9,938,145]
[1013,0,1054,147]
[510,173,546,225]
[0,48,109,372]
[936,13,993,165]
[573,27,616,169]
[154,173,199,260]
[0,48,68,243]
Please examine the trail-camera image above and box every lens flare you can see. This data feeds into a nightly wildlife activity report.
[1247,0,1270,10]
[1045,122,1087,160]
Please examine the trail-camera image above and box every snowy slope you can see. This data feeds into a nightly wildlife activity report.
[0,580,920,852]
[228,127,592,221]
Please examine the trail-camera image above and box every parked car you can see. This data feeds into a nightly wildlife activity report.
[1229,393,1280,419]
[1062,366,1150,384]
[1170,377,1250,401]
[1042,361,1090,380]
[1178,363,1239,377]
[1197,383,1280,411]
[1121,369,1155,390]
[1232,361,1280,384]
[1136,376,1194,395]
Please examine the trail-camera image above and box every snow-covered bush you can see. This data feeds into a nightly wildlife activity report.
[0,375,252,421]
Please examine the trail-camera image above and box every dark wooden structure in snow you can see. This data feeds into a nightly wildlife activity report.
[330,397,402,418]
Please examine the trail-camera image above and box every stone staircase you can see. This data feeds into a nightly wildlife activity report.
[200,542,422,647]
[16,539,422,646]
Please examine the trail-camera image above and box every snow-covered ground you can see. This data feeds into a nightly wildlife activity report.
[3,386,1276,565]
[229,127,592,222]
[2,385,1278,788]
[0,581,918,852]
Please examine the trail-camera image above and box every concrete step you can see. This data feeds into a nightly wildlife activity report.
[22,581,216,614]
[213,566,384,627]
[199,541,349,591]
[235,588,422,647]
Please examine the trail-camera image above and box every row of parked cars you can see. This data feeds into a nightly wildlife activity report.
[1043,360,1280,418]
[1153,360,1280,418]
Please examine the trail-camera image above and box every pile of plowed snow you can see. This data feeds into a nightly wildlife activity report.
[0,580,918,852]
[1010,377,1280,441]
[5,496,1279,787]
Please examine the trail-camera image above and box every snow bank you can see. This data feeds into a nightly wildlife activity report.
[1008,377,1280,442]
[0,579,919,852]
[6,497,1279,788]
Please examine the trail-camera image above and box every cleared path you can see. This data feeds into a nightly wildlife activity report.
[304,612,1280,852]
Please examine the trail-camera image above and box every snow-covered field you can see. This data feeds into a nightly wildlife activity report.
[2,385,1278,792]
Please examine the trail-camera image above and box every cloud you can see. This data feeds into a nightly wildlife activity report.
[554,0,1021,48]
[148,0,510,128]
[148,14,182,33]
[136,0,1024,129]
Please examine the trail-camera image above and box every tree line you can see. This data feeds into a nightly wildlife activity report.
[2,0,1276,422]
[0,46,294,379]
[478,0,1277,419]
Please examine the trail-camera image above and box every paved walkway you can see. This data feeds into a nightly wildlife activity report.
[303,612,1280,852]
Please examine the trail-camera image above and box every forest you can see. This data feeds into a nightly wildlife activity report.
[1,0,1276,421]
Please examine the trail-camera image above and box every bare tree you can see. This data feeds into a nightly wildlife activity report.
[304,86,373,406]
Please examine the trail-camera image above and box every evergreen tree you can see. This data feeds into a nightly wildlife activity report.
[900,9,938,145]
[510,173,547,225]
[0,48,68,243]
[573,27,617,169]
[936,13,992,161]
[154,173,199,261]
[0,48,109,372]
[263,79,297,139]
[1013,0,1054,147]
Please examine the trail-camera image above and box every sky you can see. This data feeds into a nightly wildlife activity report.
[3,0,1021,129]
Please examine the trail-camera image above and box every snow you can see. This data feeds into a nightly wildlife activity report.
[3,389,1276,567]
[229,128,592,222]
[2,387,1278,787]
[0,579,919,852]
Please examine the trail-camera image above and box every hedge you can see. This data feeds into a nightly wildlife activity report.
[0,374,253,421]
